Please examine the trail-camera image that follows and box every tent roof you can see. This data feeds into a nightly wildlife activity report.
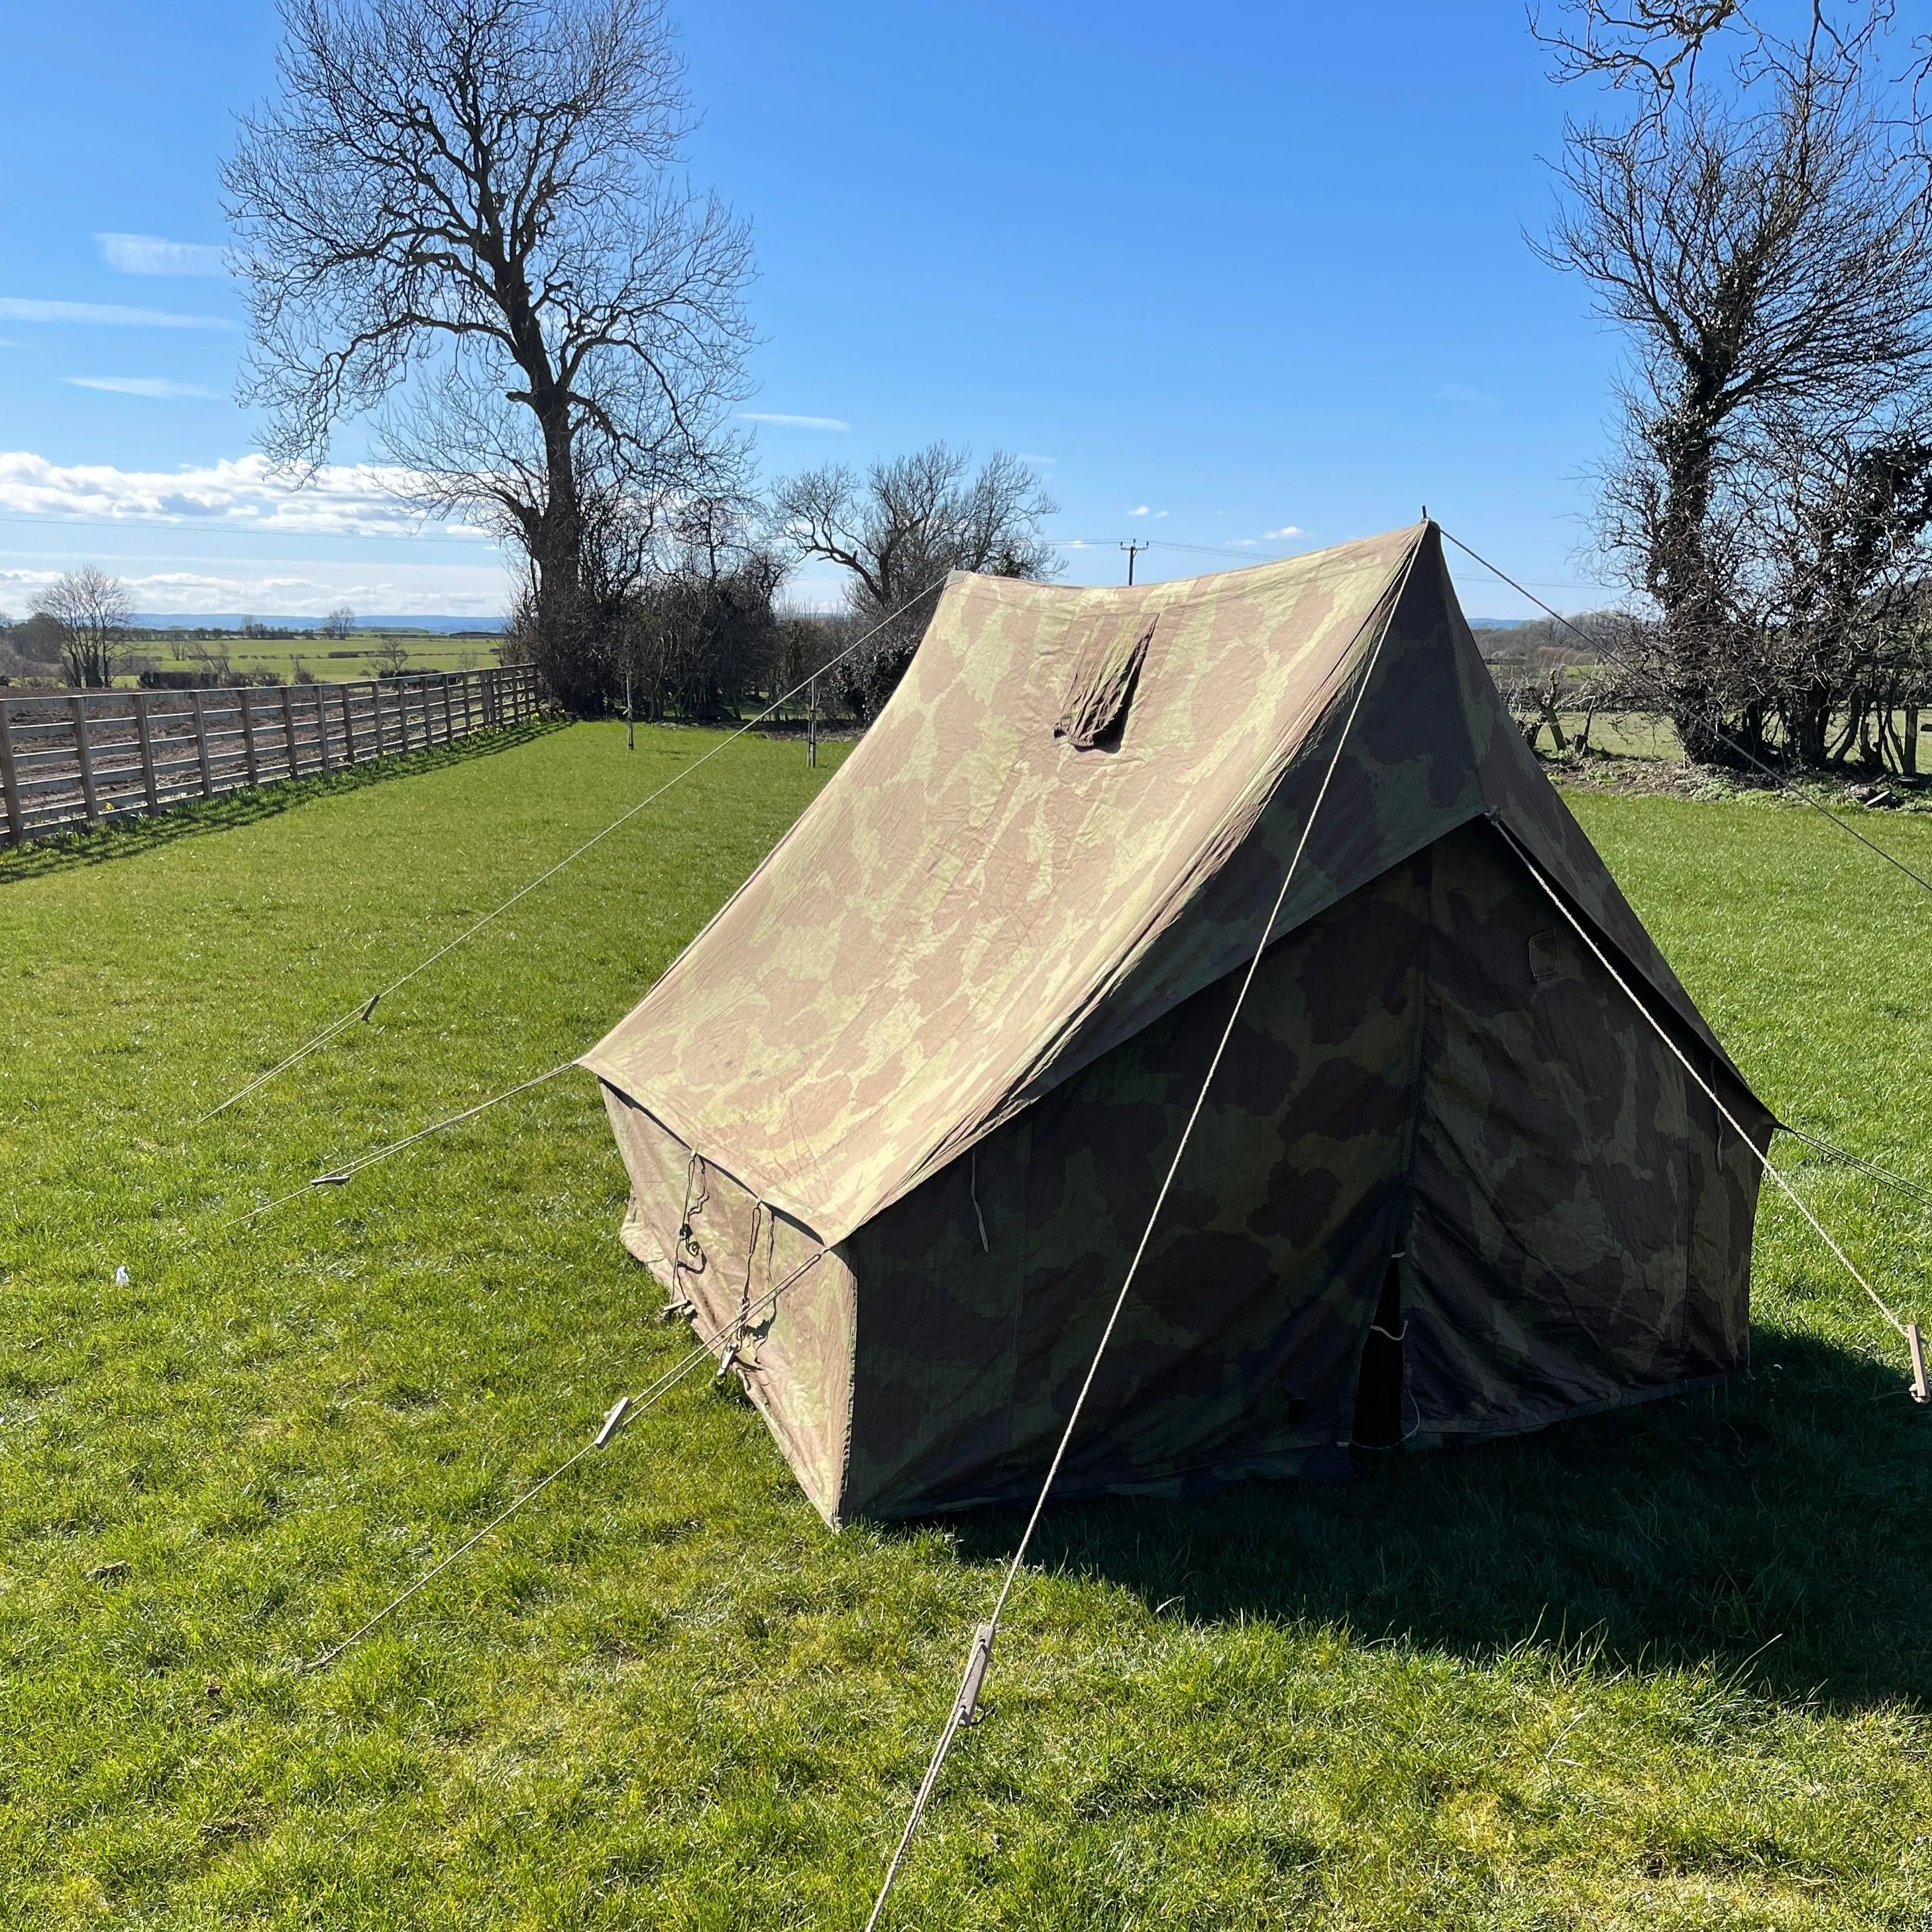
[584,523,1752,1246]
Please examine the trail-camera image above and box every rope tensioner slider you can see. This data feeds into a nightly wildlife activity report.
[954,1623,995,1729]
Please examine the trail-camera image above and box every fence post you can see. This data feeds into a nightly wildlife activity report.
[239,686,260,784]
[71,692,101,826]
[278,685,299,778]
[0,700,23,846]
[190,690,214,798]
[440,674,454,743]
[341,682,358,764]
[134,691,159,811]
[399,680,413,755]
[314,685,333,775]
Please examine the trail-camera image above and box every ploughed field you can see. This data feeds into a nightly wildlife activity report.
[1,722,1927,1929]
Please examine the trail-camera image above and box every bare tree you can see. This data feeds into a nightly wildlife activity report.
[1532,1,1898,102]
[34,568,134,688]
[224,0,754,714]
[1754,421,1932,767]
[321,604,356,639]
[770,445,1057,714]
[7,612,67,671]
[370,635,412,677]
[1542,44,1932,761]
[614,496,788,722]
[181,637,235,684]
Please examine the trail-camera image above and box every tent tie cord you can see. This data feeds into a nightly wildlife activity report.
[1495,821,1927,1401]
[1774,1122,1932,1211]
[195,576,953,1127]
[1438,529,1932,906]
[217,1058,580,1232]
[861,533,1425,1932]
[295,1248,828,1676]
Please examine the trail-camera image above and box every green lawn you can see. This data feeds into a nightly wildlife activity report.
[2,725,1929,1928]
[138,632,504,683]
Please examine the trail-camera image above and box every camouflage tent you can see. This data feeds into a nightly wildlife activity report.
[584,523,1772,1525]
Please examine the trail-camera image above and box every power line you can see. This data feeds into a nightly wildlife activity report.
[1061,534,1610,594]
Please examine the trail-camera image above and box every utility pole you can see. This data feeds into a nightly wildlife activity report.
[806,672,818,769]
[1121,539,1150,586]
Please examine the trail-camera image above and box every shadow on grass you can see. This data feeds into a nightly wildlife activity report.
[945,1330,1932,1711]
[0,718,568,886]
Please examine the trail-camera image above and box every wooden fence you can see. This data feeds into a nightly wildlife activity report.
[0,666,542,847]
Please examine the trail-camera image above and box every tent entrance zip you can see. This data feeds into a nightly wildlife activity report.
[1352,1257,1407,1449]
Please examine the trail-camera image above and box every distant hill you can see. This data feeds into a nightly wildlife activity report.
[133,613,502,635]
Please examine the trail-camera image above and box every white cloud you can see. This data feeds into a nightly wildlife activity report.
[0,297,235,330]
[1435,382,1495,404]
[0,561,508,618]
[1017,452,1057,465]
[66,376,217,400]
[96,233,229,277]
[1263,525,1306,539]
[0,450,493,538]
[1126,505,1169,519]
[740,411,850,430]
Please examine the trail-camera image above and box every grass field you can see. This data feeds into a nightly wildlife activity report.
[140,632,504,683]
[2,724,1929,1928]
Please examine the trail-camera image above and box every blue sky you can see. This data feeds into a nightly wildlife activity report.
[0,0,1623,621]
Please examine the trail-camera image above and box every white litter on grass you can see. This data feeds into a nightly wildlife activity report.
[113,1265,129,1286]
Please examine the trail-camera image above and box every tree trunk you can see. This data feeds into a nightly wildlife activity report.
[1789,686,1833,767]
[527,403,602,714]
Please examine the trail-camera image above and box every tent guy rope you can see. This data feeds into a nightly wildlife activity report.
[195,577,950,1126]
[1440,528,1932,904]
[297,1248,828,1675]
[1496,820,1929,1401]
[215,1059,579,1231]
[1775,1123,1932,1211]
[860,538,1422,1932]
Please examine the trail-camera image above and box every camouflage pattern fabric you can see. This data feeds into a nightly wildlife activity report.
[584,525,1772,1524]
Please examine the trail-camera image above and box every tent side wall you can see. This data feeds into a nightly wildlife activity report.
[839,822,1765,1523]
[1399,823,1765,1438]
[600,1087,857,1522]
[841,851,1435,1520]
